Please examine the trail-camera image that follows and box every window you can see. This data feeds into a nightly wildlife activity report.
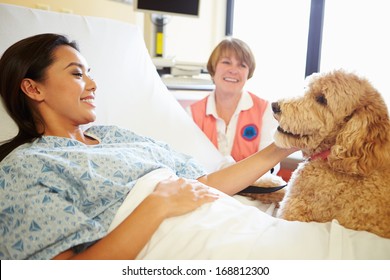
[321,0,390,106]
[233,0,311,101]
[233,0,389,106]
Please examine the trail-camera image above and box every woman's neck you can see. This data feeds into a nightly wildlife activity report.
[43,125,99,145]
[214,89,242,125]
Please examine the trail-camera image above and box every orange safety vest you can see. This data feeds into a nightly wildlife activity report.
[191,92,268,162]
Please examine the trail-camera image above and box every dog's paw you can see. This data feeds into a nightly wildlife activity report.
[252,173,286,187]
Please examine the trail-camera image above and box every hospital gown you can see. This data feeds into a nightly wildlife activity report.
[0,125,206,260]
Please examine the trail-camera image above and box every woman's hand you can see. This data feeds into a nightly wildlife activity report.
[53,177,218,260]
[151,177,219,218]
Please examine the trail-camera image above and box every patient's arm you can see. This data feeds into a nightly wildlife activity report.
[198,143,297,196]
[53,178,218,260]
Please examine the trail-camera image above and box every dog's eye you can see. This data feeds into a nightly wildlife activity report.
[316,94,327,105]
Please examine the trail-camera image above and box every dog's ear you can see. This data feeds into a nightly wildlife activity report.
[328,92,390,176]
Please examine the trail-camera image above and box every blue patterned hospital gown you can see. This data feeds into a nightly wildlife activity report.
[0,125,206,259]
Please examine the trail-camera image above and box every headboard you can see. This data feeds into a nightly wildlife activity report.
[0,3,225,172]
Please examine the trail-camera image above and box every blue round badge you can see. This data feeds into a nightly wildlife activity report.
[241,124,258,141]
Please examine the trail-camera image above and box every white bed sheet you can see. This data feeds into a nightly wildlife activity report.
[110,168,390,260]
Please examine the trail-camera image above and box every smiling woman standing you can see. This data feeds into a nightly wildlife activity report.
[187,38,279,171]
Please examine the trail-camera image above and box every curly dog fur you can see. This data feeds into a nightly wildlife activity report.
[273,70,390,239]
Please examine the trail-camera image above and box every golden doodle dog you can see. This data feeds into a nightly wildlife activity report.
[273,70,390,239]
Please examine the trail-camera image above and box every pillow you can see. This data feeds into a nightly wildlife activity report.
[0,3,225,172]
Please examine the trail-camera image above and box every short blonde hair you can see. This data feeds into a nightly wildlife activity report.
[207,38,256,79]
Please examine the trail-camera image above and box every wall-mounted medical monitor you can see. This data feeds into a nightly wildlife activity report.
[134,0,200,17]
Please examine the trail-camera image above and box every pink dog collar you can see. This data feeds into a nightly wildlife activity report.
[310,150,330,161]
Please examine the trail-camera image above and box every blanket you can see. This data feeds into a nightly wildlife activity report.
[109,169,390,259]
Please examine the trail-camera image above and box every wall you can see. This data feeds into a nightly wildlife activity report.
[0,0,139,23]
[1,0,227,64]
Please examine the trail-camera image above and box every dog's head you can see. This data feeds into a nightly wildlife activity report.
[273,70,390,176]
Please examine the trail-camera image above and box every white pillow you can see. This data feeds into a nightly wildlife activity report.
[0,4,224,172]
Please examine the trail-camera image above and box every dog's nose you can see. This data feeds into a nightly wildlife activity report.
[272,102,281,113]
